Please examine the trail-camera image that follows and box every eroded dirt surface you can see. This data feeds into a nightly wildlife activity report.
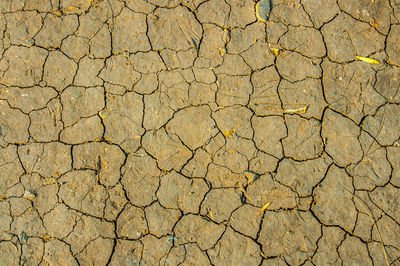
[0,0,400,265]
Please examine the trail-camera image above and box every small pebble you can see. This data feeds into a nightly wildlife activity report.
[23,38,35,47]
[256,0,272,23]
[19,231,28,244]
[23,190,36,200]
[39,81,47,87]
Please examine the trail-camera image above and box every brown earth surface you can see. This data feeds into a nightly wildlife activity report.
[1,0,400,265]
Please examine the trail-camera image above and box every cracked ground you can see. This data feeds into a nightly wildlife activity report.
[0,0,400,265]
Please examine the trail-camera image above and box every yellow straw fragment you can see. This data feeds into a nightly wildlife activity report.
[257,202,271,215]
[60,6,80,13]
[67,6,79,10]
[355,56,380,65]
[269,47,280,56]
[218,47,225,56]
[222,128,235,137]
[42,234,54,242]
[11,242,18,251]
[283,105,309,114]
[245,172,253,183]
[207,209,214,220]
[98,111,106,119]
[260,202,271,212]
